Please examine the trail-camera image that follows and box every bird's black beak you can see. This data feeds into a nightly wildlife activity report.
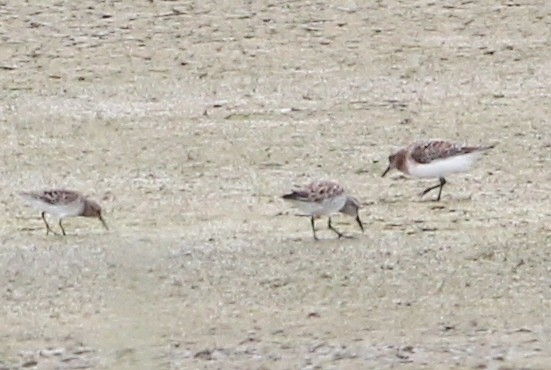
[382,165,391,177]
[99,215,109,230]
[356,215,364,233]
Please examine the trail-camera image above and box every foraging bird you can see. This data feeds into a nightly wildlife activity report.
[19,189,108,235]
[282,180,364,240]
[382,140,494,201]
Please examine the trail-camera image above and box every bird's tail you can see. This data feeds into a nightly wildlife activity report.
[282,191,309,201]
[463,144,495,154]
[479,144,496,151]
[18,191,36,201]
[282,192,299,200]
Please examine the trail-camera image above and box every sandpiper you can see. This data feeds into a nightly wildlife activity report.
[19,189,108,235]
[382,139,494,201]
[282,180,364,240]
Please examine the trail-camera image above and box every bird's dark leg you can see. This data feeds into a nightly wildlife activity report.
[420,177,447,201]
[58,219,66,236]
[41,212,55,235]
[436,177,446,201]
[420,183,441,197]
[311,216,318,240]
[327,217,344,238]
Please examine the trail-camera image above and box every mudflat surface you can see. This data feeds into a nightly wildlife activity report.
[0,1,550,369]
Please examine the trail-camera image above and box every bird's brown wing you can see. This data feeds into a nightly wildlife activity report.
[39,190,81,205]
[305,181,345,203]
[410,140,490,164]
[283,180,345,203]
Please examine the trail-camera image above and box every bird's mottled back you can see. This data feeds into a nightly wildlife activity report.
[283,180,345,203]
[21,189,82,205]
[410,140,494,164]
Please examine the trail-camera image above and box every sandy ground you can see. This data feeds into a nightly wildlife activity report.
[0,0,550,369]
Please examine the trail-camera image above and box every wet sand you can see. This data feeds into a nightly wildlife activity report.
[1,1,550,369]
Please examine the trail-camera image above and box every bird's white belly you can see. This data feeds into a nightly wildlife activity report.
[408,152,481,178]
[29,199,84,219]
[295,194,347,217]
